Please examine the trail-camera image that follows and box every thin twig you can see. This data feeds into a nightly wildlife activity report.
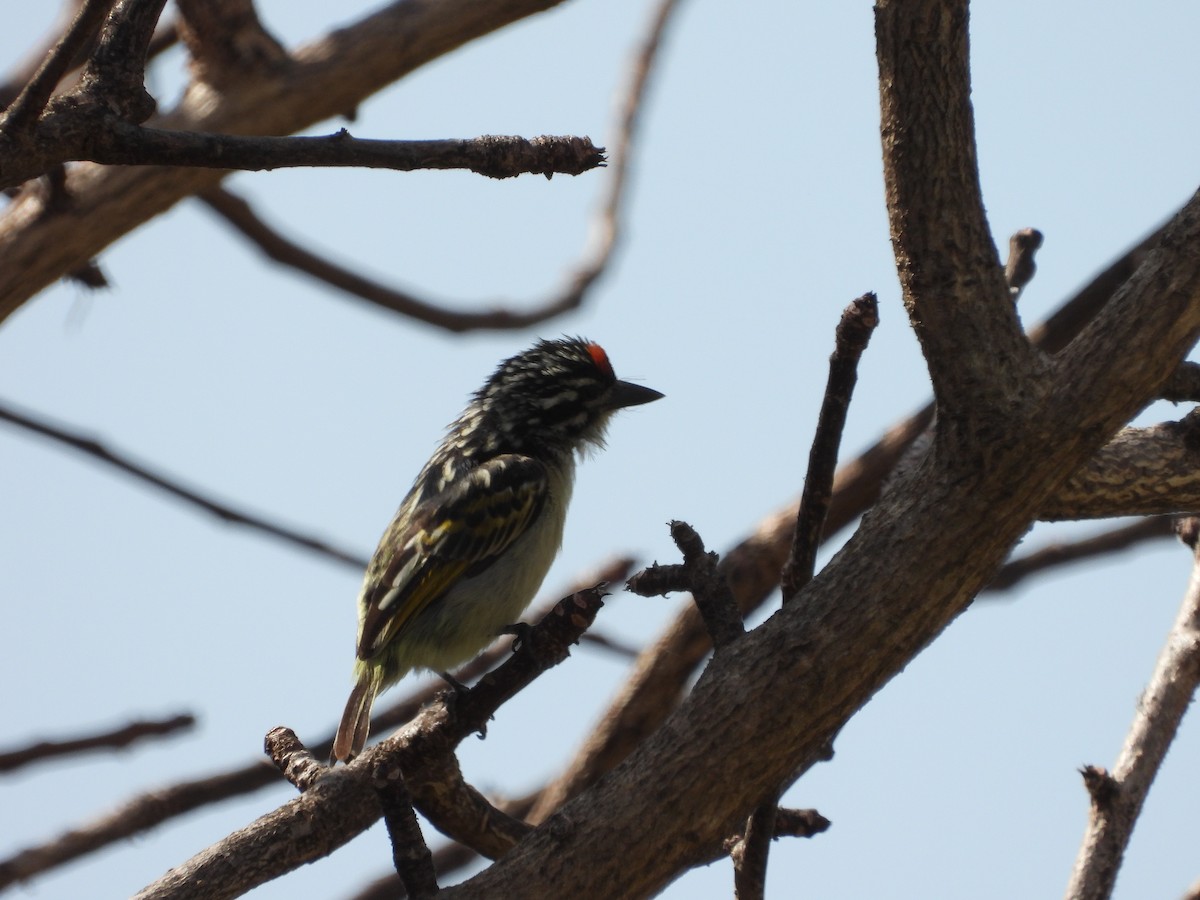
[733,294,875,898]
[0,0,114,133]
[0,714,195,773]
[199,187,586,332]
[628,521,743,650]
[1065,517,1200,899]
[782,292,879,604]
[197,0,676,333]
[0,398,367,569]
[982,518,1173,596]
[93,125,605,179]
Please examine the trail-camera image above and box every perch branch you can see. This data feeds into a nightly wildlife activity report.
[0,560,630,890]
[134,587,605,899]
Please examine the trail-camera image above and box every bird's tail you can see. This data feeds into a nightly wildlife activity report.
[331,666,382,764]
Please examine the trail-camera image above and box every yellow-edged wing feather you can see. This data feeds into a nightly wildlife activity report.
[355,454,548,660]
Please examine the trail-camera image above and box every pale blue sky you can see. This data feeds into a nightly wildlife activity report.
[3,2,1199,898]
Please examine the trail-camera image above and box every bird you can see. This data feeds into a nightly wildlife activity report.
[331,337,662,762]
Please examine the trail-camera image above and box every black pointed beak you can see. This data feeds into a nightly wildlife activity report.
[608,380,664,410]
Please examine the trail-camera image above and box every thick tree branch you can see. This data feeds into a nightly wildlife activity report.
[442,17,1200,900]
[1049,196,1200,433]
[404,750,532,859]
[1065,519,1200,899]
[876,0,1039,426]
[527,222,1181,829]
[1040,413,1200,520]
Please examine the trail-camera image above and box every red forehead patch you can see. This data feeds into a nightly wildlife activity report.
[587,342,614,377]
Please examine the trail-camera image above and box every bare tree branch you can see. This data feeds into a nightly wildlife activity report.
[0,558,631,891]
[526,217,1180,829]
[0,714,195,773]
[198,0,671,332]
[134,586,606,899]
[1065,518,1200,899]
[0,0,114,133]
[983,518,1174,596]
[372,755,440,900]
[782,292,879,604]
[732,293,877,898]
[173,0,288,86]
[198,186,594,332]
[0,5,178,112]
[0,0,586,323]
[0,398,368,569]
[1041,412,1200,520]
[85,125,606,182]
[877,1,1039,426]
[74,0,168,123]
[628,521,744,649]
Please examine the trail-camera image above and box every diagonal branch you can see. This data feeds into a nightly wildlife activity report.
[527,221,1175,827]
[0,0,115,134]
[136,587,605,899]
[1065,518,1200,899]
[0,398,367,569]
[982,517,1173,596]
